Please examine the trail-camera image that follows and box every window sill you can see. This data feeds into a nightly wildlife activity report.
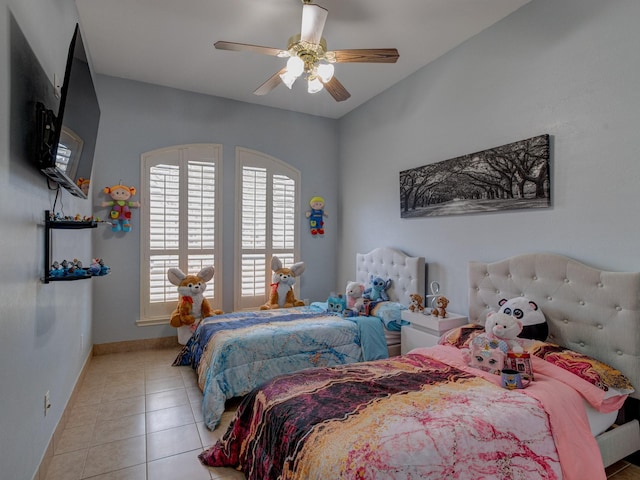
[136,318,170,327]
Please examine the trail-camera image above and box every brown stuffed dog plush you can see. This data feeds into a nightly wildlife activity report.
[432,295,449,318]
[408,293,425,312]
[168,266,223,328]
[260,256,306,310]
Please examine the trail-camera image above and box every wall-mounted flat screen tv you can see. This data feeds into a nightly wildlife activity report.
[36,23,100,198]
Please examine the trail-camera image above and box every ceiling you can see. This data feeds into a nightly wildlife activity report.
[76,0,531,119]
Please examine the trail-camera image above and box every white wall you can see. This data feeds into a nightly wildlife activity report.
[0,1,94,479]
[90,76,339,344]
[337,0,640,317]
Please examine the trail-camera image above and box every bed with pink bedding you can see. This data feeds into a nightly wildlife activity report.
[198,253,640,478]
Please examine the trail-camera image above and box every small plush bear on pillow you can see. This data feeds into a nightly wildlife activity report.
[498,297,549,341]
[485,311,524,353]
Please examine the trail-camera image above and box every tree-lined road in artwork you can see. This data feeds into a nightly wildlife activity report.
[401,197,550,218]
[400,134,550,218]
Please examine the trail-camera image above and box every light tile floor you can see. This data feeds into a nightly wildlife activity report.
[45,347,244,480]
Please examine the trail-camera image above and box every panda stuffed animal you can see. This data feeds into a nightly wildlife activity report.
[497,297,549,342]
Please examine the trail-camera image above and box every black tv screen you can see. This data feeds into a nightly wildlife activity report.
[38,24,100,198]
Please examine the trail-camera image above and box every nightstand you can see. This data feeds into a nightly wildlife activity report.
[401,310,468,353]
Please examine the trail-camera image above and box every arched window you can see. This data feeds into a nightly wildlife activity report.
[234,147,301,311]
[139,144,222,325]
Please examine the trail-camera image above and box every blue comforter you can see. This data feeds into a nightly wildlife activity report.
[173,306,387,429]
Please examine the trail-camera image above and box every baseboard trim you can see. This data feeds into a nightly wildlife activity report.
[35,347,94,480]
[93,336,179,355]
[35,336,180,479]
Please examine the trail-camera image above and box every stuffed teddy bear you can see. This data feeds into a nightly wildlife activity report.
[408,293,424,312]
[345,281,366,314]
[168,266,223,344]
[485,311,524,353]
[101,184,141,232]
[497,297,549,341]
[364,275,392,301]
[260,256,306,310]
[431,295,449,318]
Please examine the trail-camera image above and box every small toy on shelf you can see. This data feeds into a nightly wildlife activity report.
[49,261,64,277]
[431,295,449,318]
[305,196,327,236]
[408,293,424,312]
[102,183,141,233]
[76,177,90,196]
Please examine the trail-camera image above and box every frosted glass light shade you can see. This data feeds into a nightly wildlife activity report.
[307,77,324,93]
[317,63,334,82]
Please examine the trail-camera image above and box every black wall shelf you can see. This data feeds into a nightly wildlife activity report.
[43,210,97,283]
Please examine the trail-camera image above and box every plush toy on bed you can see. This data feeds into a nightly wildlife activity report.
[345,281,366,314]
[484,311,524,353]
[464,334,508,374]
[497,297,549,341]
[168,266,223,344]
[364,275,392,302]
[260,256,306,310]
[462,311,524,373]
[326,294,347,315]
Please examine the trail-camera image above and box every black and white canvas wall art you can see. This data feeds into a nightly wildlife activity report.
[399,134,550,218]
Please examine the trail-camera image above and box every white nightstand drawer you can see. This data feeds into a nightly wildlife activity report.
[400,310,468,354]
[401,310,468,333]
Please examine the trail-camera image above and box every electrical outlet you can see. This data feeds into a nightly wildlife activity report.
[44,390,51,416]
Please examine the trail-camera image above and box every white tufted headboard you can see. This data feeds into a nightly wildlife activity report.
[468,253,640,399]
[355,247,425,307]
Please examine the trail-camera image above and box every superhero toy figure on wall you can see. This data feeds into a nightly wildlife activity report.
[102,183,141,232]
[305,196,327,236]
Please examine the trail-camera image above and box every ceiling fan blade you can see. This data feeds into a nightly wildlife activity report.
[330,48,400,63]
[253,67,287,96]
[300,3,328,45]
[322,76,351,102]
[214,41,284,57]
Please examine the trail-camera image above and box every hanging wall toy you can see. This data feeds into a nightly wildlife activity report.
[305,196,327,236]
[102,183,141,232]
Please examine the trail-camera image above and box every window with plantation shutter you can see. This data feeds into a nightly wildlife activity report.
[139,144,222,325]
[235,147,300,311]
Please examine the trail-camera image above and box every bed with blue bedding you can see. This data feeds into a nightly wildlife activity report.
[174,306,388,429]
[174,247,426,430]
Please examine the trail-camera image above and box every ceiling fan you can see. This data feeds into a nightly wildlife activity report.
[214,0,399,102]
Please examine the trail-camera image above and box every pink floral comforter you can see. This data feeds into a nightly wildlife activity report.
[201,345,605,479]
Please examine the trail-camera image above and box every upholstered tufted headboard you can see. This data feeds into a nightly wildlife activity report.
[355,247,425,307]
[468,253,640,399]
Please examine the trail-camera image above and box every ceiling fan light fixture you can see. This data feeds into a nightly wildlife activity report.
[286,56,305,77]
[307,76,324,94]
[280,70,298,89]
[317,62,334,82]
